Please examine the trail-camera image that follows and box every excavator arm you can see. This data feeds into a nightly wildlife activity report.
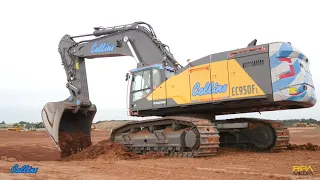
[41,22,182,156]
[60,21,181,109]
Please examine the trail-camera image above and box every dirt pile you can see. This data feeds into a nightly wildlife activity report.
[58,132,92,158]
[287,143,319,151]
[61,139,164,161]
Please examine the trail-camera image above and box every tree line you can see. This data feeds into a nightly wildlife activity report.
[277,118,319,126]
[1,118,319,128]
[13,121,45,129]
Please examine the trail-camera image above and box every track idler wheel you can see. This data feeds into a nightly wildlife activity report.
[184,128,200,151]
[218,119,287,152]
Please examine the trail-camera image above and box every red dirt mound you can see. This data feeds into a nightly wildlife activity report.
[61,139,164,161]
[287,143,319,151]
[59,132,92,158]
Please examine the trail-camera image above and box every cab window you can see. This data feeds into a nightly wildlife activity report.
[165,69,175,79]
[152,68,162,89]
[132,70,151,91]
[131,70,151,101]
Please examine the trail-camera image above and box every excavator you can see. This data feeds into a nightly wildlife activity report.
[41,21,316,157]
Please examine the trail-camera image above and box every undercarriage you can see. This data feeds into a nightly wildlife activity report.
[110,116,290,157]
[216,118,289,152]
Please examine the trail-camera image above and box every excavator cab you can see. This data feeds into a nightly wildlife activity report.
[126,64,175,116]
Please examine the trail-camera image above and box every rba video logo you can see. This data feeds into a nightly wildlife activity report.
[292,166,314,175]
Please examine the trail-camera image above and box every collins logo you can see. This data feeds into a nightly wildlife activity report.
[90,42,115,53]
[192,82,228,96]
[10,164,38,174]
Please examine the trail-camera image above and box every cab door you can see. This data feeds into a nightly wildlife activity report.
[151,68,167,108]
[129,69,153,110]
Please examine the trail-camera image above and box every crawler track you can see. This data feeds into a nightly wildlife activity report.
[110,116,220,157]
[259,119,290,152]
[217,118,290,152]
[111,117,289,157]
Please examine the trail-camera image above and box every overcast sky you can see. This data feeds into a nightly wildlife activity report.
[0,0,319,123]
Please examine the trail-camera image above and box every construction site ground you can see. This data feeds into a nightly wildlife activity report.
[0,123,319,180]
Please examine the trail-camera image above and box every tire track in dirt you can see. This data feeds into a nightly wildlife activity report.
[196,167,296,180]
[0,128,319,180]
[114,160,279,180]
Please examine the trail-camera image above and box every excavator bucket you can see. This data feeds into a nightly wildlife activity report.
[41,101,96,157]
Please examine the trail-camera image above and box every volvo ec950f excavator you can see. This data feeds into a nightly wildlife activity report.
[42,21,316,158]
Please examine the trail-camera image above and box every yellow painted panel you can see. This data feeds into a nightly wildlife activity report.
[151,82,166,101]
[228,59,265,98]
[210,60,230,101]
[166,70,191,104]
[189,64,212,103]
[149,69,191,104]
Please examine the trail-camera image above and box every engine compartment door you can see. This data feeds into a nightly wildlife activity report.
[210,60,230,101]
[189,64,212,103]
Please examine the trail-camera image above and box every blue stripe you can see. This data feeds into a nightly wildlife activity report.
[278,42,293,57]
[270,52,282,69]
[287,85,307,101]
[298,53,305,59]
[272,60,301,92]
[270,42,294,69]
[287,92,307,101]
[131,64,174,73]
[131,64,163,72]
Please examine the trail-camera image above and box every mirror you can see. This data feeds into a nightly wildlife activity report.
[125,73,130,81]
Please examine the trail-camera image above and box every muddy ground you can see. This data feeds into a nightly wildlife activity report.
[0,126,319,180]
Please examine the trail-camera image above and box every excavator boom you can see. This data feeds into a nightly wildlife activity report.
[42,22,183,156]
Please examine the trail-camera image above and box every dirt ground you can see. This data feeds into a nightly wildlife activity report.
[0,126,320,180]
